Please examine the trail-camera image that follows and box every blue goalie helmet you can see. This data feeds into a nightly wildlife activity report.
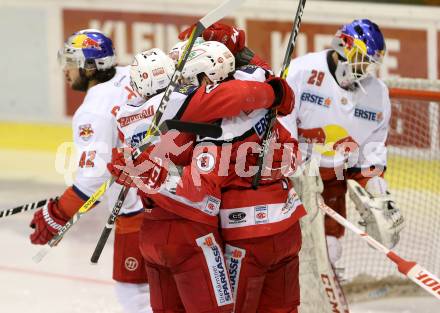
[58,29,116,71]
[332,19,386,88]
[333,19,385,63]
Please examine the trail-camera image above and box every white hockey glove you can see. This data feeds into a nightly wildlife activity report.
[347,178,405,249]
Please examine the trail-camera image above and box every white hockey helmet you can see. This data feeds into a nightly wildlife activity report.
[181,41,235,85]
[130,48,175,98]
[168,37,205,65]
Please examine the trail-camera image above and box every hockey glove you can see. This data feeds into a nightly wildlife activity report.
[107,147,168,192]
[347,179,405,249]
[29,198,68,245]
[178,22,246,55]
[265,77,294,116]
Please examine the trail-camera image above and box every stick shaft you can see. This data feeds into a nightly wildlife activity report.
[252,0,307,189]
[319,201,440,300]
[0,198,55,219]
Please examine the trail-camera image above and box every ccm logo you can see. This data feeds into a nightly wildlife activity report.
[416,272,440,295]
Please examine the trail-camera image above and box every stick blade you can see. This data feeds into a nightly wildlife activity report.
[32,247,50,263]
[199,0,244,28]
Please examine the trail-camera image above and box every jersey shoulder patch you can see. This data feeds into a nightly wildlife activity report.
[176,84,198,96]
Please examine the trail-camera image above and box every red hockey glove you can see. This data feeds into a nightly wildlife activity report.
[29,198,68,245]
[202,23,245,54]
[178,22,246,55]
[265,77,294,116]
[108,147,138,188]
[107,147,168,192]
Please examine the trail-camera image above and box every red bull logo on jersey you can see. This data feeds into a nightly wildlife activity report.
[301,92,331,108]
[78,124,94,141]
[354,107,383,122]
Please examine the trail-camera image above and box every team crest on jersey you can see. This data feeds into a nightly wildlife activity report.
[203,196,221,216]
[78,124,94,141]
[254,205,269,224]
[301,91,332,108]
[196,152,215,172]
[354,106,383,122]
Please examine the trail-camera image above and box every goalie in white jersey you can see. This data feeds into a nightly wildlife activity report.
[285,19,405,307]
[28,29,150,313]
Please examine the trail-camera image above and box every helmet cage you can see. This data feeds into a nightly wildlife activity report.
[337,32,383,82]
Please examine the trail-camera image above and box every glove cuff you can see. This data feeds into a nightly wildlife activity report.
[42,205,64,232]
[235,46,255,68]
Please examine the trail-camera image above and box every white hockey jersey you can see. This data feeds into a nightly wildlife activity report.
[285,50,391,171]
[72,66,143,215]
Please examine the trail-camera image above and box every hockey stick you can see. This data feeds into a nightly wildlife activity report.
[89,121,222,264]
[33,0,243,264]
[85,0,243,264]
[161,120,223,139]
[252,0,306,189]
[319,201,440,300]
[0,197,57,219]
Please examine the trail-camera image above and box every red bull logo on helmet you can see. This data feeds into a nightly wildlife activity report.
[71,34,102,50]
[82,37,102,50]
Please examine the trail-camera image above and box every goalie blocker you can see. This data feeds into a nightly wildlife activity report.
[347,178,405,249]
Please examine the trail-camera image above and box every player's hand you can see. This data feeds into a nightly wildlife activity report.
[178,22,245,55]
[107,147,138,187]
[265,77,294,116]
[107,147,168,192]
[29,199,68,245]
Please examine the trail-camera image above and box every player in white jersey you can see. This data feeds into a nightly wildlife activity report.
[285,18,405,289]
[28,29,151,313]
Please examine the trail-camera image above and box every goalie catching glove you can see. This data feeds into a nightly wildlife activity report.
[347,178,405,249]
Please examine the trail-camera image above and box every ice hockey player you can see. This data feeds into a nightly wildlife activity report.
[108,40,296,313]
[28,29,151,313]
[285,18,405,298]
[180,24,306,313]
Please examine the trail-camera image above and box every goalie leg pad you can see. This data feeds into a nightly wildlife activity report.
[322,180,347,238]
[326,235,343,266]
